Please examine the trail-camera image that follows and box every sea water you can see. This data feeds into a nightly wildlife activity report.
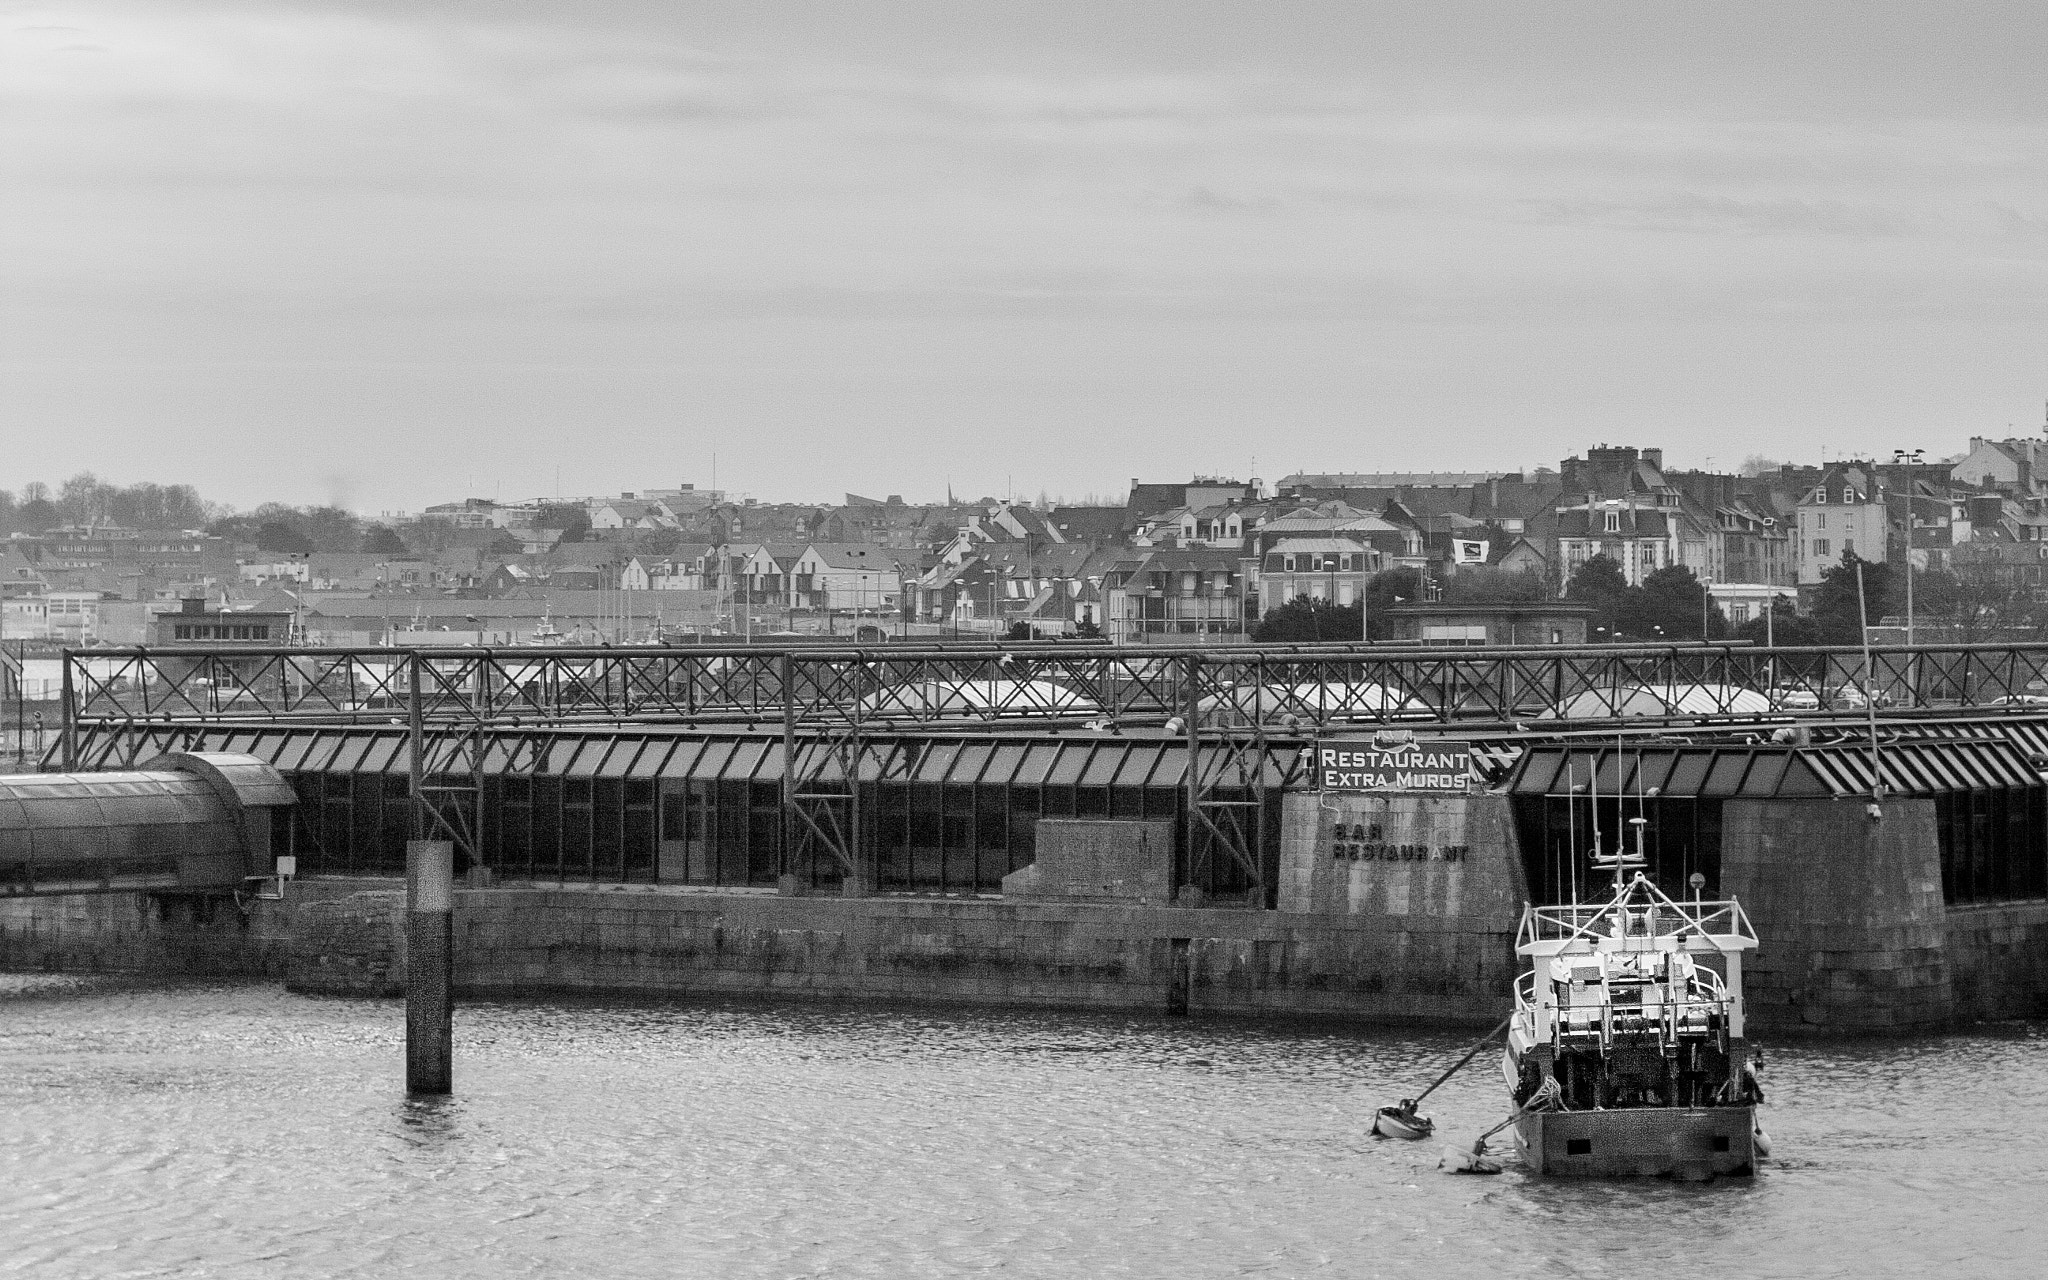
[2,975,2041,1278]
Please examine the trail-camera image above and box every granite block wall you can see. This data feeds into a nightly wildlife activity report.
[1944,900,2048,1022]
[1722,798,1955,1033]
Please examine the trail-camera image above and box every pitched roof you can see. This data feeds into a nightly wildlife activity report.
[1555,509,1673,538]
[804,543,918,571]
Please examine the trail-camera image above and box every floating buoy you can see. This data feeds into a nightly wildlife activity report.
[1439,1144,1501,1175]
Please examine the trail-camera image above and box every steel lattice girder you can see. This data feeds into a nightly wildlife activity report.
[60,641,2048,735]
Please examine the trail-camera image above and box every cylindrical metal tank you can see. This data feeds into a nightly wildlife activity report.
[0,752,294,897]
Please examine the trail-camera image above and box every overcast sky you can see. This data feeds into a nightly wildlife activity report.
[4,1,2045,515]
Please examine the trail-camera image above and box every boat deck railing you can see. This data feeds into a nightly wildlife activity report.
[1517,879,1757,957]
[1516,964,1735,1050]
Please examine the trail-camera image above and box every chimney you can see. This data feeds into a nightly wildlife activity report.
[1488,477,1500,509]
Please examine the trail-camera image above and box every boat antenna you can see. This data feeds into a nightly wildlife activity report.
[1589,744,1602,872]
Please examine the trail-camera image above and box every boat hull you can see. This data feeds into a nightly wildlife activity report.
[1514,1107,1756,1178]
[1370,1108,1433,1141]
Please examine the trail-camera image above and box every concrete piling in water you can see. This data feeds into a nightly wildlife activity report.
[405,839,454,1094]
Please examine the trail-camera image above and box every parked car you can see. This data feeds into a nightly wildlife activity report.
[1771,686,1821,711]
[1830,685,1894,710]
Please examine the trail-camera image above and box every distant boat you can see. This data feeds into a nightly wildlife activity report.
[528,611,565,645]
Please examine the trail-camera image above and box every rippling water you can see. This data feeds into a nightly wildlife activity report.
[2,976,2043,1279]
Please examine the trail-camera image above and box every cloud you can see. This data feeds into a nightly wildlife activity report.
[2,1,2045,508]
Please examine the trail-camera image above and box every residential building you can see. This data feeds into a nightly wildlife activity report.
[1258,504,1417,569]
[1257,538,1383,613]
[1125,477,1261,529]
[914,543,1103,632]
[1555,503,1677,586]
[1795,463,1888,585]
[1554,446,1724,589]
[789,544,916,613]
[1103,547,1249,642]
[739,544,804,606]
[1950,435,2048,497]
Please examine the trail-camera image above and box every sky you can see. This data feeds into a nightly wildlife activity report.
[3,0,2045,515]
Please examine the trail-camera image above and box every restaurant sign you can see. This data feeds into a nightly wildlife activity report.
[1316,740,1472,794]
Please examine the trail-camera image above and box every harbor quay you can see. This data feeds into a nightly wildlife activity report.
[5,719,2048,1033]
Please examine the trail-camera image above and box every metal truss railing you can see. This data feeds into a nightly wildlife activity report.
[60,641,2048,742]
[55,639,2048,900]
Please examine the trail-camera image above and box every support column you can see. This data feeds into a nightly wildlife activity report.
[59,653,76,771]
[406,838,454,1094]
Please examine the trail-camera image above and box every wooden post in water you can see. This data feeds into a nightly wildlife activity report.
[406,654,454,1094]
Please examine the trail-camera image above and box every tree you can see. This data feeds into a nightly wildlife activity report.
[57,471,107,525]
[361,525,409,554]
[254,521,315,555]
[1809,551,1893,645]
[1734,595,1817,647]
[403,517,460,554]
[299,505,365,552]
[537,504,590,543]
[1616,565,1727,641]
[1566,555,1629,636]
[1362,567,1423,640]
[1444,565,1546,605]
[1251,596,1365,643]
[14,496,61,534]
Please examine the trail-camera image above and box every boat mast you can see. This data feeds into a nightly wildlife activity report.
[1565,763,1578,908]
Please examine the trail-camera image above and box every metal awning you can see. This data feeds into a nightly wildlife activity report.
[135,724,1312,791]
[1507,738,2043,800]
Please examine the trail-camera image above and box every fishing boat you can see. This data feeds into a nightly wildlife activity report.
[1503,839,1766,1178]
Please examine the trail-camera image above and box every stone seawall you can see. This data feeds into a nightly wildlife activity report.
[285,884,1513,1025]
[0,891,288,977]
[1945,901,2048,1022]
[1723,797,1956,1034]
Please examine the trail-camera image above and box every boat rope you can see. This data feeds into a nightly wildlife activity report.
[1466,1077,1564,1156]
[1408,1013,1514,1107]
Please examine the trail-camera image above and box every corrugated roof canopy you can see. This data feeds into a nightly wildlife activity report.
[1508,739,2043,800]
[145,724,1310,791]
